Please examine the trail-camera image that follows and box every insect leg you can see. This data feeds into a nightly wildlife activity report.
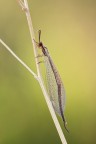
[35,54,44,58]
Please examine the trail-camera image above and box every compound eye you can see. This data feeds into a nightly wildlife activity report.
[39,42,42,47]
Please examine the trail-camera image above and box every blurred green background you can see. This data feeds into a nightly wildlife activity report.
[0,0,96,144]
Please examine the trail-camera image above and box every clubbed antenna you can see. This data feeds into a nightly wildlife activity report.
[38,30,41,43]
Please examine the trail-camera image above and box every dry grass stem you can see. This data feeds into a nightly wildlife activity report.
[0,1,68,143]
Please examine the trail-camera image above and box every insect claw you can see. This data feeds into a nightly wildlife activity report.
[37,60,44,64]
[17,0,28,12]
[33,39,39,45]
[35,54,43,58]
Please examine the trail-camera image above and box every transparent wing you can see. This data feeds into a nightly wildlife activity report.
[44,56,66,116]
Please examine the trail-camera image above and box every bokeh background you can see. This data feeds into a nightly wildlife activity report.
[0,0,96,144]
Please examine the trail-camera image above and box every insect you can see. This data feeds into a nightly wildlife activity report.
[34,30,69,132]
